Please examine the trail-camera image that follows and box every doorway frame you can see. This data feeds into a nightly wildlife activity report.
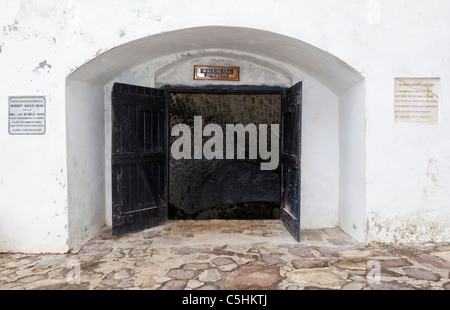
[109,81,303,240]
[163,84,289,222]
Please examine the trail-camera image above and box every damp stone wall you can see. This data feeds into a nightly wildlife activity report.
[169,92,281,219]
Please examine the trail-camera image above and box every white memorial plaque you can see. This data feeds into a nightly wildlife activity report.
[8,96,46,135]
[395,78,440,123]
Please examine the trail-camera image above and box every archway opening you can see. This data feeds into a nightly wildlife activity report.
[65,26,366,250]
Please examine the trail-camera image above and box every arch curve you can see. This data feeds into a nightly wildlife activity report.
[68,26,363,94]
[66,25,367,250]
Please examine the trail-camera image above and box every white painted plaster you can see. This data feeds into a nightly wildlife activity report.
[1,0,449,252]
[299,78,340,230]
[339,81,367,242]
[66,80,106,252]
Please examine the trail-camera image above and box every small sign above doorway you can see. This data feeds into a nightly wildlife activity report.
[194,65,240,81]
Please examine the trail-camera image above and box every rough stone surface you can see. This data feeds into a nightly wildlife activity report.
[328,238,357,246]
[284,268,347,289]
[0,222,449,290]
[160,280,187,290]
[335,260,367,270]
[197,284,220,290]
[431,251,450,262]
[404,268,440,281]
[198,269,221,283]
[166,269,195,280]
[219,264,281,290]
[78,242,113,256]
[261,253,286,265]
[378,259,413,268]
[212,257,235,266]
[183,263,210,271]
[341,282,365,290]
[369,282,416,290]
[288,246,315,258]
[292,259,327,269]
[412,254,450,270]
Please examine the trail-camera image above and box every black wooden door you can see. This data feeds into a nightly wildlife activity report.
[112,83,168,236]
[280,82,302,241]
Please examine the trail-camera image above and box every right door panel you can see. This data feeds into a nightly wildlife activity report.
[280,82,302,241]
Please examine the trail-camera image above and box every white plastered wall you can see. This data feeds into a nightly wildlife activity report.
[339,81,367,242]
[4,0,449,253]
[66,80,106,251]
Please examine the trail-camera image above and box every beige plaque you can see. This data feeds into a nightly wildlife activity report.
[395,78,440,123]
[194,65,240,81]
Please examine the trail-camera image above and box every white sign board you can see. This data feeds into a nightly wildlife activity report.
[394,78,440,123]
[8,96,46,135]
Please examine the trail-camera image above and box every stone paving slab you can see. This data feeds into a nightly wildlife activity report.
[0,220,449,290]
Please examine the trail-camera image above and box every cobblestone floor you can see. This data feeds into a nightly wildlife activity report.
[0,220,449,290]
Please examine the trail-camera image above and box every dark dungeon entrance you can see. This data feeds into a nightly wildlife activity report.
[168,91,281,220]
[111,83,302,241]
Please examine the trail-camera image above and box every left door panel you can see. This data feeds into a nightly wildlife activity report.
[112,83,168,236]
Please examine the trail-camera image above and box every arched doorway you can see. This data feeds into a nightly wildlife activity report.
[110,82,302,241]
[65,26,365,250]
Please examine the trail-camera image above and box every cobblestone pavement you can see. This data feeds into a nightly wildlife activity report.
[0,220,449,290]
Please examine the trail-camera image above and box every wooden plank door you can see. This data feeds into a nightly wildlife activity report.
[280,82,302,241]
[111,83,168,236]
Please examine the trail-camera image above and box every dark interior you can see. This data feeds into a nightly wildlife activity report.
[168,91,281,220]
